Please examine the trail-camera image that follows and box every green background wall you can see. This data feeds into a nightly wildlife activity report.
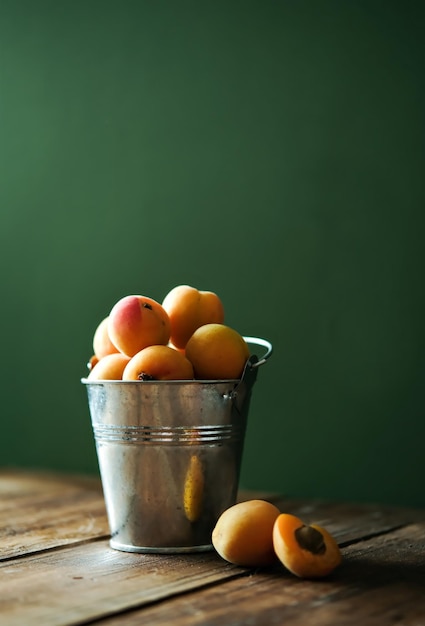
[1,1,424,507]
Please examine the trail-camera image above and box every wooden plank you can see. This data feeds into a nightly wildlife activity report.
[3,468,419,564]
[1,471,423,626]
[271,496,425,545]
[91,522,425,626]
[0,469,276,561]
[1,488,422,626]
[0,470,109,559]
[0,470,272,561]
[0,540,245,626]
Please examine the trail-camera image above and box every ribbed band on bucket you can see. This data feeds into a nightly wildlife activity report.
[93,424,244,445]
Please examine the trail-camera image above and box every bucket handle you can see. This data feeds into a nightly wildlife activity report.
[243,336,273,368]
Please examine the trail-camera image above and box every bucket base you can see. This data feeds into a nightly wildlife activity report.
[109,538,214,554]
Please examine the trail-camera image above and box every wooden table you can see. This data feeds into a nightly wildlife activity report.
[1,469,424,626]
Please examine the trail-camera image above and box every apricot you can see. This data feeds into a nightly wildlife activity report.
[162,285,224,349]
[92,317,119,359]
[87,353,131,380]
[185,323,250,380]
[273,513,342,578]
[212,500,281,567]
[87,354,99,371]
[108,295,171,357]
[122,344,194,381]
[167,341,186,355]
[183,455,204,523]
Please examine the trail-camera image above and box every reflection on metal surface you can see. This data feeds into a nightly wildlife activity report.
[183,454,204,523]
[82,337,272,553]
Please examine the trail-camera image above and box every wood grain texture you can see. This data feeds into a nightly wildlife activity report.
[0,469,108,559]
[0,470,424,626]
[96,523,425,626]
[0,541,245,626]
[271,496,425,545]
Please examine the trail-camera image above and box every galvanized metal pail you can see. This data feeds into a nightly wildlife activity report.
[82,336,272,553]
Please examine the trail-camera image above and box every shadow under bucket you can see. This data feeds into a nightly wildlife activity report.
[82,337,272,553]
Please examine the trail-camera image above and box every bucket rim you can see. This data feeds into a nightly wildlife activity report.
[81,377,240,386]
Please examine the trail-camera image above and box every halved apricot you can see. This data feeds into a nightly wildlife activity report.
[273,513,342,578]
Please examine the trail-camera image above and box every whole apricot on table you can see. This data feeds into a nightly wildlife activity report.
[92,316,119,360]
[87,353,131,380]
[273,513,342,578]
[122,344,194,381]
[185,323,250,380]
[162,285,224,349]
[108,295,170,357]
[212,500,281,567]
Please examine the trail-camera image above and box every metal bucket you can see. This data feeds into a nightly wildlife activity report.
[82,336,272,553]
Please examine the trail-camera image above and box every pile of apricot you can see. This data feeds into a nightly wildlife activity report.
[86,285,250,382]
[212,500,342,579]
